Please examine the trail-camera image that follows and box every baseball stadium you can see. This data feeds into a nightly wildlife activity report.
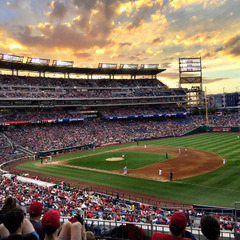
[0,53,239,239]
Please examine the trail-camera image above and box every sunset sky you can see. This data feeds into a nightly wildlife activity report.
[0,0,239,94]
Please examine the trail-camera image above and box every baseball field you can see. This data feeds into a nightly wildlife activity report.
[16,133,240,208]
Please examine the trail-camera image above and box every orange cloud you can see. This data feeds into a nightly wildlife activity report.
[170,0,227,11]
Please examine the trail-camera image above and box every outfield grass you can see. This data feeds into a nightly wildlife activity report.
[17,133,240,207]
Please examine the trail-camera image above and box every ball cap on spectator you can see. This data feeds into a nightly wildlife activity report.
[42,210,60,230]
[170,211,187,229]
[29,202,43,215]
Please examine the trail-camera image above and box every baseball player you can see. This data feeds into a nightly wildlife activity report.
[122,152,125,159]
[123,165,127,175]
[185,146,187,155]
[178,147,181,154]
[144,143,146,148]
[158,167,162,176]
[222,156,225,165]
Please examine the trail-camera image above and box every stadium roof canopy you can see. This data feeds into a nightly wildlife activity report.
[0,60,166,77]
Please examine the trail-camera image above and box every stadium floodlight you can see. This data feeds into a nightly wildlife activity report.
[119,64,138,69]
[179,57,201,72]
[52,60,74,67]
[0,53,24,63]
[27,57,50,66]
[98,63,118,69]
[179,57,203,102]
[140,64,159,69]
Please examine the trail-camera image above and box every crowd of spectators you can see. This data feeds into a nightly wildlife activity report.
[0,175,188,223]
[0,134,9,148]
[0,75,187,107]
[0,112,239,155]
[3,118,196,152]
[0,88,182,99]
[0,75,164,88]
[191,113,240,127]
[0,111,239,163]
[0,175,236,240]
[0,111,85,123]
[0,149,27,165]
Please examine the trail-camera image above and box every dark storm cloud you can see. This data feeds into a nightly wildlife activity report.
[151,37,165,45]
[15,24,111,49]
[128,50,148,61]
[73,52,92,59]
[224,35,240,56]
[72,0,122,37]
[48,1,69,21]
[118,42,132,47]
[126,15,144,30]
[12,0,121,51]
[128,55,148,61]
[216,35,240,56]
[126,4,151,30]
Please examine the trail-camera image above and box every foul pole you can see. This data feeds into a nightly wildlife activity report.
[205,87,209,128]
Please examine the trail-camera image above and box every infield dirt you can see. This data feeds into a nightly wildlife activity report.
[35,146,223,182]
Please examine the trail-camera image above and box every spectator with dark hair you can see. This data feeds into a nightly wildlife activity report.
[42,210,84,240]
[0,196,17,224]
[29,202,45,240]
[151,211,189,240]
[0,207,39,240]
[200,215,220,240]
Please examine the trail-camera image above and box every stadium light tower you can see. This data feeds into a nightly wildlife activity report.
[179,57,204,109]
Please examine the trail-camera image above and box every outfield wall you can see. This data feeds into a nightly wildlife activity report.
[182,126,240,136]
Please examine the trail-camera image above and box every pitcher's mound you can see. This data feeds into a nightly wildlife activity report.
[106,157,124,161]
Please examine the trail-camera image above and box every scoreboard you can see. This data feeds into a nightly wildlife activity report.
[179,58,201,72]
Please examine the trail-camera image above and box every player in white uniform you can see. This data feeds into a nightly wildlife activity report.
[123,165,127,175]
[158,167,162,176]
[178,147,181,154]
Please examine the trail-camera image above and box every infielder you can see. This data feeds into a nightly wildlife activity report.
[123,165,127,175]
[178,147,181,154]
[159,167,162,176]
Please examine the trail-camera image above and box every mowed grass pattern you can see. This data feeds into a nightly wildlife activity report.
[18,133,240,207]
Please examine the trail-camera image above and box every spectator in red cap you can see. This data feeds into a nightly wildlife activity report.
[42,210,85,240]
[29,202,45,240]
[200,215,220,240]
[151,211,189,240]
